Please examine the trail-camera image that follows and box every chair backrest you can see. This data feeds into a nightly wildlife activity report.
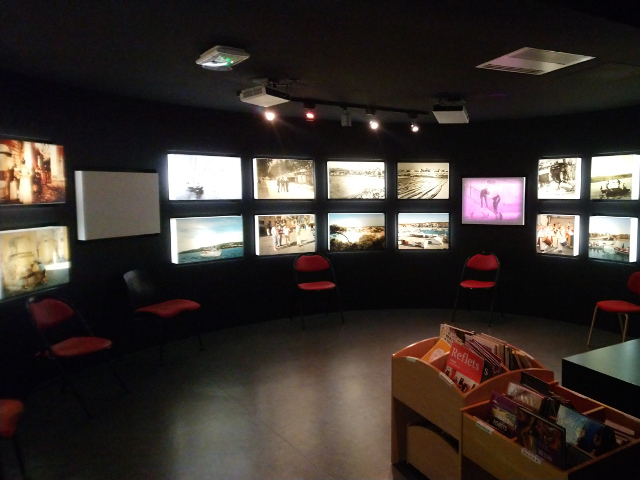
[0,399,24,439]
[466,252,499,272]
[628,272,640,296]
[123,269,161,309]
[26,296,75,331]
[294,254,331,273]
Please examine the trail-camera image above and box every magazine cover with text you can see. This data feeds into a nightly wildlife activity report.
[444,341,485,392]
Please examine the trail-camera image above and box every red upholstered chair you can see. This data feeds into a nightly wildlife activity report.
[123,269,203,365]
[587,272,640,347]
[26,296,129,419]
[451,252,502,326]
[292,253,345,330]
[0,399,26,480]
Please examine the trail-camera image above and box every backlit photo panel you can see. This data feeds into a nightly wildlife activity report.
[398,213,450,250]
[590,154,640,200]
[253,158,315,199]
[255,214,316,256]
[462,177,525,225]
[170,216,243,264]
[397,162,449,199]
[537,158,581,199]
[536,214,579,256]
[328,161,385,199]
[328,213,385,252]
[588,216,637,263]
[168,154,242,200]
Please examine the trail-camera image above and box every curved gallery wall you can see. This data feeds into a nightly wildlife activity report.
[1,71,640,349]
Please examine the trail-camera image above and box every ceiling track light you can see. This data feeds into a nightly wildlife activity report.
[366,109,379,130]
[409,114,419,133]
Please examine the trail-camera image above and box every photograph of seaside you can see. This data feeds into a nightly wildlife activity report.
[590,154,640,200]
[588,216,637,263]
[536,214,579,256]
[0,226,70,300]
[397,162,449,199]
[398,213,449,250]
[328,213,385,252]
[253,158,315,199]
[170,216,243,264]
[538,158,581,199]
[255,214,315,256]
[328,161,385,199]
[168,154,242,200]
[1,139,66,206]
[462,177,525,225]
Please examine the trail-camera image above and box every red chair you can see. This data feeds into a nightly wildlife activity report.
[587,272,640,347]
[451,252,502,326]
[292,253,345,330]
[26,296,129,419]
[0,399,26,480]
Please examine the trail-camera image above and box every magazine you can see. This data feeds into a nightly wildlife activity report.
[506,382,547,413]
[444,341,485,392]
[556,405,617,457]
[440,324,474,346]
[487,391,518,437]
[421,337,451,363]
[516,406,566,469]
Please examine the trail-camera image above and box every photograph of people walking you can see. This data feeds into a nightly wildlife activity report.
[253,158,315,199]
[255,214,316,256]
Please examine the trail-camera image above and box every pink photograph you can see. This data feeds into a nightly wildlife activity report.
[462,177,525,225]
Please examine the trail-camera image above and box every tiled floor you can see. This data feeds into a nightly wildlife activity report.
[2,309,629,480]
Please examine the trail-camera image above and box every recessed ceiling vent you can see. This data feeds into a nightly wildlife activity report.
[476,47,595,75]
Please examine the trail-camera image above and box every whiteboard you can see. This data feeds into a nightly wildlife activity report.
[75,171,161,240]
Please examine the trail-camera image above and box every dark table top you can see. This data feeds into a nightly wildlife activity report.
[563,339,640,387]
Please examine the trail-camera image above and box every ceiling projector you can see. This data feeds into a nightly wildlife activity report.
[196,46,250,71]
[239,85,290,107]
[432,104,469,124]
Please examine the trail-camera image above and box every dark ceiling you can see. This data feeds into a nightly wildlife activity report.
[2,0,640,124]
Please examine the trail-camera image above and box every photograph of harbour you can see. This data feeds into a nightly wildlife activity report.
[537,158,581,199]
[536,214,579,256]
[588,216,637,263]
[167,154,242,200]
[170,216,243,264]
[328,213,385,252]
[590,154,640,200]
[0,226,70,300]
[462,177,525,225]
[328,161,385,199]
[398,213,449,250]
[1,139,66,206]
[397,162,449,199]
[253,158,314,200]
[255,214,315,256]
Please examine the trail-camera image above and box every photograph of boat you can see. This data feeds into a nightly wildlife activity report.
[398,213,449,250]
[590,154,640,200]
[168,154,242,201]
[588,216,637,263]
[200,246,221,257]
[170,216,243,264]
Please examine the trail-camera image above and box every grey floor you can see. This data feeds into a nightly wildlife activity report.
[2,309,630,480]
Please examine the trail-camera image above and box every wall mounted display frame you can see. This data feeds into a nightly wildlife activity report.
[328,212,385,251]
[327,161,385,199]
[0,225,70,300]
[590,154,640,200]
[588,216,637,262]
[397,213,449,250]
[397,162,449,199]
[253,158,315,200]
[0,138,66,206]
[536,214,579,256]
[167,153,242,201]
[537,157,581,199]
[255,214,315,256]
[170,216,243,264]
[461,177,526,225]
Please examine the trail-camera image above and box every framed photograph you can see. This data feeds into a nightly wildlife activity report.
[537,158,581,199]
[1,226,70,300]
[588,216,637,262]
[590,154,640,200]
[398,213,449,250]
[169,216,243,264]
[397,162,449,199]
[536,214,579,256]
[1,139,66,206]
[328,213,385,252]
[255,214,316,256]
[462,177,525,225]
[327,161,385,199]
[167,154,241,200]
[253,158,315,200]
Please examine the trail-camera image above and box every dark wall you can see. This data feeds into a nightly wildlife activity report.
[2,70,640,368]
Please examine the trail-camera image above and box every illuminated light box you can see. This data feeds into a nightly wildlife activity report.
[588,216,637,263]
[398,213,450,250]
[328,161,385,199]
[0,139,66,206]
[75,171,160,240]
[0,226,70,300]
[255,214,315,256]
[462,177,525,225]
[328,212,385,252]
[167,154,242,200]
[170,216,243,264]
[397,162,449,199]
[253,158,315,200]
[536,214,580,256]
[590,154,640,200]
[537,158,581,199]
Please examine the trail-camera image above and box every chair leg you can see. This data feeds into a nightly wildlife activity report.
[100,352,129,394]
[451,286,462,322]
[335,287,345,325]
[12,436,27,480]
[50,358,93,419]
[621,313,629,343]
[195,314,204,352]
[587,306,599,347]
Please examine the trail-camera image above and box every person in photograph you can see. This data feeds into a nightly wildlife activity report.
[295,223,300,245]
[480,183,490,208]
[283,224,291,246]
[272,225,280,250]
[491,192,501,219]
[277,224,284,247]
[284,176,289,192]
[267,221,272,236]
[298,223,306,247]
[19,159,33,204]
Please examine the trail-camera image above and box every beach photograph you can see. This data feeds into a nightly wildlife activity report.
[328,161,385,199]
[536,214,579,256]
[167,154,242,201]
[255,214,315,256]
[588,216,637,263]
[170,216,243,264]
[328,212,385,252]
[253,158,315,200]
[590,154,640,200]
[397,162,449,199]
[397,213,449,250]
[537,158,581,199]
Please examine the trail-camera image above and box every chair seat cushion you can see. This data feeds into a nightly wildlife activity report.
[0,399,24,438]
[460,280,496,289]
[51,336,112,357]
[135,299,201,318]
[597,300,640,314]
[298,281,336,291]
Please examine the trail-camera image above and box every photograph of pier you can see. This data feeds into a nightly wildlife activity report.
[397,162,449,199]
[588,216,637,263]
